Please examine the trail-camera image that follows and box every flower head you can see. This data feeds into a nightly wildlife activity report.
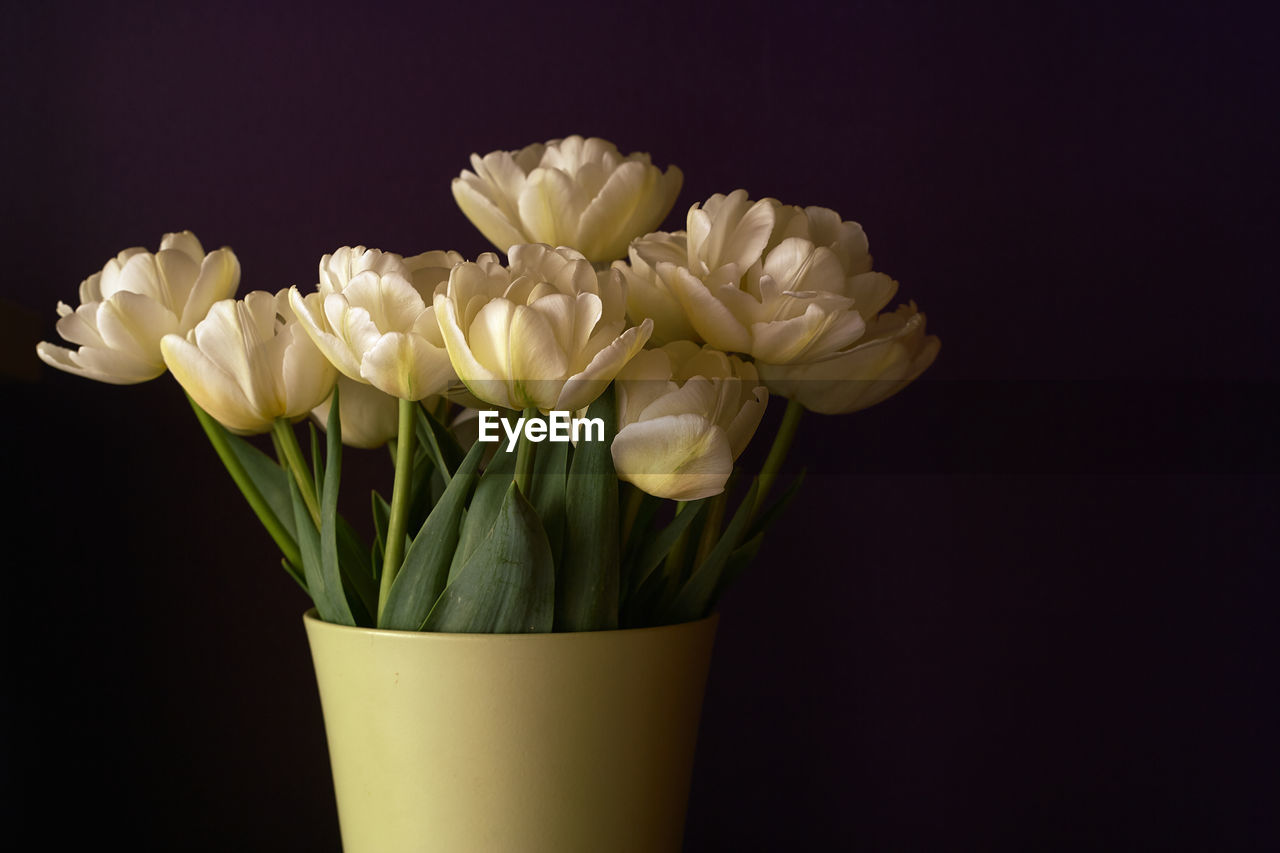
[288,247,461,401]
[161,289,337,433]
[452,136,683,264]
[37,231,240,384]
[617,191,898,364]
[433,244,653,412]
[611,342,768,500]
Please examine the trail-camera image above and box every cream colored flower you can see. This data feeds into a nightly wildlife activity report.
[452,136,683,264]
[288,247,460,401]
[311,375,401,448]
[611,342,767,501]
[319,246,462,299]
[757,303,940,414]
[434,244,653,412]
[618,191,897,363]
[37,231,239,384]
[161,289,336,434]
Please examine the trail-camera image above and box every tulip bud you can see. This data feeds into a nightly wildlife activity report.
[611,342,768,501]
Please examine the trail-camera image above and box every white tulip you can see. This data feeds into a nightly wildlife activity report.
[37,231,239,384]
[310,375,401,449]
[160,289,337,434]
[757,303,940,414]
[619,191,903,364]
[452,136,683,264]
[611,342,767,501]
[288,247,460,401]
[434,244,653,412]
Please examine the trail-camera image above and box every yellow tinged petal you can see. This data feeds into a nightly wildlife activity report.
[452,177,531,253]
[611,414,733,501]
[162,333,268,433]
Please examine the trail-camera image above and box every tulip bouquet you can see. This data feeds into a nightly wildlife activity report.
[37,136,938,633]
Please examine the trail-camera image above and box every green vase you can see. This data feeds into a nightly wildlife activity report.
[304,610,718,853]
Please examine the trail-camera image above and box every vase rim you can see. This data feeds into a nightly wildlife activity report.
[302,608,718,640]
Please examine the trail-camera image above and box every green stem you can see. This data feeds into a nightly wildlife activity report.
[514,406,538,496]
[694,489,729,566]
[753,399,805,522]
[378,398,417,620]
[271,420,320,527]
[187,395,301,570]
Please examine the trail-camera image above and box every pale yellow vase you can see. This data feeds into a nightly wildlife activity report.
[303,610,719,853]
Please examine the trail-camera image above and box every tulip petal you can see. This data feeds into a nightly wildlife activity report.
[847,271,899,318]
[757,308,939,414]
[162,333,267,432]
[576,160,646,263]
[750,302,867,364]
[181,247,241,329]
[434,294,509,408]
[518,167,581,247]
[289,288,365,381]
[95,290,181,366]
[509,302,571,409]
[611,414,733,501]
[36,340,162,384]
[359,332,454,401]
[763,239,847,295]
[636,375,720,421]
[619,261,700,345]
[281,323,337,418]
[154,246,201,315]
[724,385,768,457]
[668,266,752,353]
[160,230,206,263]
[452,177,530,253]
[54,302,109,348]
[556,319,652,412]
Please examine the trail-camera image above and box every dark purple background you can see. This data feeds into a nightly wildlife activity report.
[3,0,1276,849]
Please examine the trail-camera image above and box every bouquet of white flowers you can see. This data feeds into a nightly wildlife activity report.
[37,135,938,634]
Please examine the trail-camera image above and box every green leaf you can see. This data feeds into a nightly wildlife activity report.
[224,432,297,542]
[424,482,555,633]
[626,499,709,598]
[380,441,485,630]
[557,388,620,631]
[280,557,308,594]
[336,515,376,626]
[415,401,466,479]
[309,387,355,625]
[290,474,353,625]
[405,451,437,536]
[531,435,568,570]
[449,430,517,580]
[664,478,760,624]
